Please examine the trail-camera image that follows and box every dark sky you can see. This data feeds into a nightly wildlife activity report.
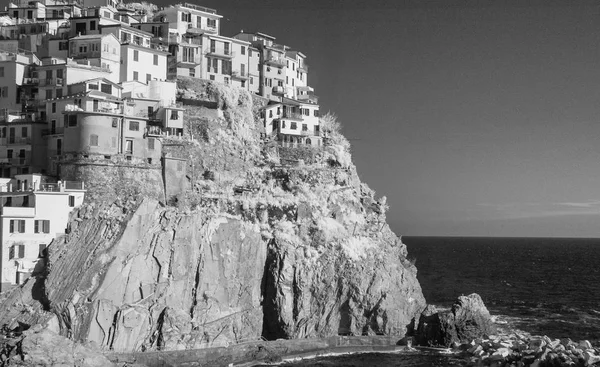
[155,0,600,237]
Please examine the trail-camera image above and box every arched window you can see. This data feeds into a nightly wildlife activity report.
[306,138,311,145]
[282,121,286,128]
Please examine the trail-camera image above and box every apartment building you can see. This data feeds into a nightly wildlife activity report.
[154,3,221,36]
[262,98,321,146]
[0,174,85,292]
[68,33,121,81]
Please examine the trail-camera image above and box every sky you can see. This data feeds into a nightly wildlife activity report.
[156,0,600,237]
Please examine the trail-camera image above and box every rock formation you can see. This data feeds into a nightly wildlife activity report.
[0,78,426,358]
[413,293,496,347]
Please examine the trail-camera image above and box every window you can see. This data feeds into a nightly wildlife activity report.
[45,89,52,99]
[278,80,283,87]
[90,20,96,30]
[189,68,195,77]
[34,220,50,234]
[241,81,245,88]
[56,89,63,98]
[133,50,139,61]
[170,110,179,120]
[68,115,77,127]
[79,45,87,53]
[146,73,151,83]
[224,42,230,55]
[291,122,297,130]
[10,219,26,233]
[133,71,138,81]
[249,49,252,57]
[209,75,215,81]
[250,77,253,85]
[21,127,27,138]
[0,86,7,98]
[210,39,216,53]
[129,121,139,131]
[269,110,272,118]
[224,77,229,85]
[125,139,133,154]
[112,118,118,128]
[153,54,158,65]
[38,244,47,258]
[88,83,98,90]
[59,41,68,50]
[314,110,319,117]
[302,124,308,131]
[148,138,155,150]
[52,103,56,113]
[90,134,98,146]
[212,58,218,73]
[241,46,245,55]
[100,83,112,94]
[10,244,25,259]
[68,195,75,207]
[277,107,281,115]
[0,67,3,77]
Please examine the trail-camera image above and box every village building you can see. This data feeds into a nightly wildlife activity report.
[0,173,84,292]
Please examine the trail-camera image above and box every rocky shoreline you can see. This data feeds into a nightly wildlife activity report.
[454,333,600,367]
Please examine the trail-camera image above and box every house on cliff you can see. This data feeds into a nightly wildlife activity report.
[0,173,85,292]
[262,98,321,146]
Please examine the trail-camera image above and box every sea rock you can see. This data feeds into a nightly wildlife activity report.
[414,293,495,347]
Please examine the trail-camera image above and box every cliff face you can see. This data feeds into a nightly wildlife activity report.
[0,78,425,353]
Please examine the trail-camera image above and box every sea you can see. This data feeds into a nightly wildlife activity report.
[260,236,600,366]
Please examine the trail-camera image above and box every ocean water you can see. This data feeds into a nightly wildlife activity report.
[263,236,600,366]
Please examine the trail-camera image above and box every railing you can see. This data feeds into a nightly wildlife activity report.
[181,3,217,14]
[205,48,234,58]
[231,70,248,79]
[42,127,65,136]
[282,110,302,120]
[64,181,84,190]
[298,63,308,72]
[9,157,30,165]
[272,86,285,94]
[38,78,64,86]
[264,56,286,67]
[22,77,38,85]
[146,125,167,136]
[6,137,32,145]
[297,93,319,103]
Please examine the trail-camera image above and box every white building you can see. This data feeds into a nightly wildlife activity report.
[0,174,85,291]
[262,98,321,146]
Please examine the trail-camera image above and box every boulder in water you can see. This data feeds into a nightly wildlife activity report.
[414,293,495,347]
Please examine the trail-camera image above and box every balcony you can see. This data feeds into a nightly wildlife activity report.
[204,48,234,59]
[5,137,32,145]
[186,24,217,35]
[272,86,285,95]
[176,55,201,66]
[264,56,286,67]
[146,125,167,136]
[181,3,217,14]
[38,78,64,86]
[42,127,65,136]
[298,63,309,73]
[9,157,30,166]
[22,77,39,85]
[297,93,319,104]
[282,109,302,120]
[2,206,35,217]
[231,70,249,80]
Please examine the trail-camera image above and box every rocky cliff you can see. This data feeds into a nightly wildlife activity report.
[0,78,425,358]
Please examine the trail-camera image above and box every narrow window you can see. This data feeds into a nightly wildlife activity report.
[148,138,155,150]
[133,50,139,61]
[90,134,98,146]
[153,55,158,65]
[68,195,75,207]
